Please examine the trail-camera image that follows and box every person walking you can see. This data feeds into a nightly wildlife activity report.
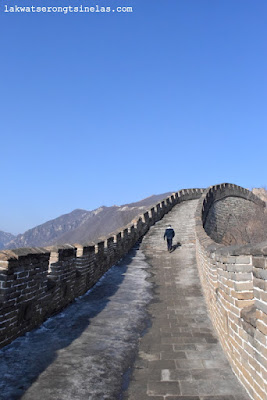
[164,225,175,252]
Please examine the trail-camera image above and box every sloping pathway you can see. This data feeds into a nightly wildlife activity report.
[124,199,250,400]
[0,200,251,400]
[0,246,152,400]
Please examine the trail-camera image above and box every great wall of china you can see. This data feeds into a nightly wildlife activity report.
[195,185,266,400]
[0,183,266,399]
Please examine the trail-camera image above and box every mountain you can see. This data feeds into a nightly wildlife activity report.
[5,209,91,249]
[0,231,15,249]
[3,192,172,250]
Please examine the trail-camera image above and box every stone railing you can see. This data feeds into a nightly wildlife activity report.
[0,188,204,349]
[195,183,267,400]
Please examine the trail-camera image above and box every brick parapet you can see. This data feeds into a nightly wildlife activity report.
[0,187,204,349]
[195,183,267,400]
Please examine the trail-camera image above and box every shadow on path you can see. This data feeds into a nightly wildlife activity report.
[0,243,152,400]
[170,241,182,253]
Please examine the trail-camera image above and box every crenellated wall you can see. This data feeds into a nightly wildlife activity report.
[195,183,267,400]
[0,188,204,349]
[2,183,266,399]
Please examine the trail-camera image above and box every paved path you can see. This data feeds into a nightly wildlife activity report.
[124,200,250,400]
[0,246,152,400]
[0,200,251,400]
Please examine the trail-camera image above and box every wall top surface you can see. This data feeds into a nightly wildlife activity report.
[0,188,205,263]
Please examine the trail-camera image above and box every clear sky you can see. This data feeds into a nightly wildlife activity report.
[1,0,266,234]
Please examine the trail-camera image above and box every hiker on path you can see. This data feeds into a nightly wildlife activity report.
[164,225,175,252]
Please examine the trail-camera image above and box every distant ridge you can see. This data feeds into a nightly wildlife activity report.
[3,192,172,250]
[0,231,15,249]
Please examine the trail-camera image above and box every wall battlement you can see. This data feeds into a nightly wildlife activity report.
[1,183,266,399]
[0,188,204,349]
[195,183,267,400]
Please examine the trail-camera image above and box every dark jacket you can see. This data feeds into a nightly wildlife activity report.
[164,228,175,240]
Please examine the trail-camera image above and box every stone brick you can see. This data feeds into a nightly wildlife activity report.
[253,380,266,400]
[232,273,253,282]
[235,256,252,265]
[231,291,253,300]
[226,264,252,273]
[256,320,267,336]
[253,268,267,280]
[147,381,180,396]
[234,299,254,308]
[255,299,267,314]
[234,281,253,291]
[253,257,266,269]
[254,278,267,291]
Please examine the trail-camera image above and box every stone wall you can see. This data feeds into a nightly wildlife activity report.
[204,197,263,244]
[0,188,204,349]
[195,183,267,400]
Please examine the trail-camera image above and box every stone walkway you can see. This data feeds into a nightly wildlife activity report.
[0,200,252,400]
[124,199,250,400]
[0,246,152,400]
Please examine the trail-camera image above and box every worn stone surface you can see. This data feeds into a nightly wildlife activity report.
[0,188,204,350]
[0,245,152,400]
[124,200,250,400]
[0,194,259,399]
[204,197,263,244]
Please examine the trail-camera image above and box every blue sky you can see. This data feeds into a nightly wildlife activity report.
[1,0,266,234]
